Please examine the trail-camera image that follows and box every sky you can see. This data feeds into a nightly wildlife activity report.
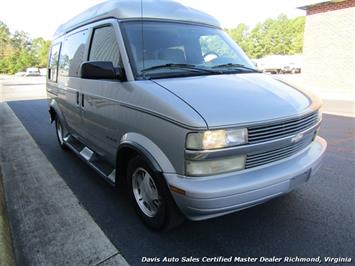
[1,0,311,39]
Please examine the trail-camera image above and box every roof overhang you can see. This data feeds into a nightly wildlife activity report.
[298,0,347,10]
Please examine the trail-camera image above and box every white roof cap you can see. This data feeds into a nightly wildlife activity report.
[54,0,221,38]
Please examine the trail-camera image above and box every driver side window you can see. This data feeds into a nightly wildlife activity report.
[89,26,121,67]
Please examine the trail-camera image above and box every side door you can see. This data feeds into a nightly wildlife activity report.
[80,23,125,159]
[57,29,89,139]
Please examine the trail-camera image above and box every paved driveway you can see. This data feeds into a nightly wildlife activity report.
[7,99,355,265]
[0,76,46,101]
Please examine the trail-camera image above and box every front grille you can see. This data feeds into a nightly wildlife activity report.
[248,112,318,144]
[245,136,313,169]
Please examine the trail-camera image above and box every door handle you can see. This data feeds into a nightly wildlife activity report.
[76,91,80,105]
[81,94,84,107]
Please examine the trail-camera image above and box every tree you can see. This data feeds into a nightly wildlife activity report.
[0,21,51,73]
[288,16,305,54]
[11,30,31,51]
[31,37,51,67]
[0,21,13,72]
[0,21,11,57]
[226,15,306,59]
[14,48,32,73]
[6,30,32,73]
[226,23,249,52]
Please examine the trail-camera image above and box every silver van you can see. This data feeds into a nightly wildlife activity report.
[47,0,327,230]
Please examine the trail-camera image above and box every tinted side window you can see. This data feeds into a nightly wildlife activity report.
[48,43,61,82]
[89,26,121,67]
[59,30,88,78]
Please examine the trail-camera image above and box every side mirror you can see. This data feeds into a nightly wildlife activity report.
[80,61,124,80]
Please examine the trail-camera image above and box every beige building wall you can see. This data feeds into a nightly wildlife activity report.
[302,6,355,100]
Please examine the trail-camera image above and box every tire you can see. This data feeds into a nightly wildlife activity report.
[55,117,68,150]
[127,156,184,231]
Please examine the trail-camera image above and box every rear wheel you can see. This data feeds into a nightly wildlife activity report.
[127,156,184,230]
[55,117,68,150]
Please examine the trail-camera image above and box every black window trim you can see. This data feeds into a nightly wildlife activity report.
[59,28,89,78]
[87,23,126,81]
[88,23,112,61]
[48,42,62,83]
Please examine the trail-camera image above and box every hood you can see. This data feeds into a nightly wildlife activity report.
[153,73,314,128]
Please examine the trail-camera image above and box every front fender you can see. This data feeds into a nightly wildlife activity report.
[119,132,176,174]
[48,99,67,127]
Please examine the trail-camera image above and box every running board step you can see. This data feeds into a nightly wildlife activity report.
[65,135,116,185]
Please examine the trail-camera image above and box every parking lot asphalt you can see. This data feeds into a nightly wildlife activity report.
[7,99,355,265]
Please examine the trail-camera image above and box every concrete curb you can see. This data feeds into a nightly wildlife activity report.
[322,99,355,118]
[0,167,16,266]
[0,102,129,266]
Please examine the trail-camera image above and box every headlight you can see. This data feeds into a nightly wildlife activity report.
[186,155,246,176]
[186,128,248,150]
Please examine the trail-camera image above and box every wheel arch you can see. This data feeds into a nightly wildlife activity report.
[116,132,176,182]
[49,105,56,123]
[48,99,66,125]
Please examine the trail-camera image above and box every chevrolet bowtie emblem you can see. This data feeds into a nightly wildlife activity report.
[292,133,304,143]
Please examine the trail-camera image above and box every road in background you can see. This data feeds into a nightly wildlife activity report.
[276,74,355,117]
[0,75,46,102]
[8,98,355,266]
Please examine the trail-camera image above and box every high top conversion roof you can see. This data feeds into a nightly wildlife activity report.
[54,0,221,38]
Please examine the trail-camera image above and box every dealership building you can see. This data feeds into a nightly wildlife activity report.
[299,0,355,102]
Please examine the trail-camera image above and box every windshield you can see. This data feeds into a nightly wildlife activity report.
[121,21,256,79]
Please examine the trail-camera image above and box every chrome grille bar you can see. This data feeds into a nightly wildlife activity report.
[245,137,312,168]
[248,112,318,144]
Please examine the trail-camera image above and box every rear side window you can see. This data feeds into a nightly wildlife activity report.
[59,30,88,78]
[48,44,61,82]
[89,26,121,67]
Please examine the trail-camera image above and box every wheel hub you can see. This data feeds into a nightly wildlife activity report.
[56,119,64,144]
[132,167,161,217]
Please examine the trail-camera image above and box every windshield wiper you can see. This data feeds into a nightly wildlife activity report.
[212,63,259,73]
[141,63,220,75]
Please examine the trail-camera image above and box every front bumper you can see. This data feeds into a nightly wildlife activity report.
[165,136,327,221]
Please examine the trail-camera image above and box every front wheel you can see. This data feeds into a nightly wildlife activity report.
[55,117,68,150]
[127,156,184,230]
